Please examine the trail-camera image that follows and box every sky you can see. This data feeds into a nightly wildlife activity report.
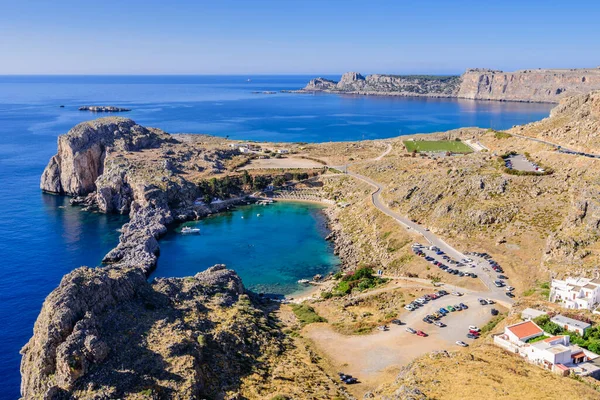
[0,0,598,75]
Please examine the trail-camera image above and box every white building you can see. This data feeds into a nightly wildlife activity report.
[521,308,547,321]
[494,320,600,378]
[276,149,289,154]
[549,277,600,310]
[551,315,591,335]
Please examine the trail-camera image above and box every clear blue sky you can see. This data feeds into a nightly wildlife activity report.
[1,0,598,75]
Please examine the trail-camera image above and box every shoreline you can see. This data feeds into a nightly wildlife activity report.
[285,89,559,104]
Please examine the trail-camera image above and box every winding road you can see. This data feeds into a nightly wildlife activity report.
[331,143,512,303]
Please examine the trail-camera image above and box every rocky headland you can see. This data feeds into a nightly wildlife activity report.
[297,68,600,103]
[79,106,132,112]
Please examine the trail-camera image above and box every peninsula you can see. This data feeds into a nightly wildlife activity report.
[23,90,600,399]
[296,68,600,103]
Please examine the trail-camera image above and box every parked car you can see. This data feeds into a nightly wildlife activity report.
[434,321,446,328]
[416,330,427,337]
[494,281,504,287]
[423,317,433,324]
[478,299,488,305]
[486,299,495,304]
[451,291,463,296]
[459,303,468,309]
[391,319,402,325]
[498,275,508,280]
[406,327,416,334]
[454,304,462,311]
[447,305,456,312]
[470,273,478,278]
[439,308,448,315]
[469,330,481,336]
[491,308,499,316]
[469,325,480,332]
[506,286,515,292]
[377,325,389,331]
[344,377,358,384]
[456,341,468,347]
[467,333,478,339]
[458,271,465,277]
[506,292,515,298]
[404,305,414,311]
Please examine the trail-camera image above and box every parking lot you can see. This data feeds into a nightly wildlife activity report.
[304,290,503,394]
[411,244,515,305]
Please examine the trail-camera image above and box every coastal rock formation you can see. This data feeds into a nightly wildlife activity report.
[79,106,131,112]
[300,67,600,103]
[458,68,600,103]
[40,117,169,195]
[20,264,287,399]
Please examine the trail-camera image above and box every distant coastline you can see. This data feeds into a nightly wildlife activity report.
[293,68,600,103]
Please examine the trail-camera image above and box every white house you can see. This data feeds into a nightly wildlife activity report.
[276,149,290,154]
[549,277,600,310]
[527,335,572,372]
[551,315,591,336]
[521,308,547,321]
[494,320,600,378]
[504,320,544,344]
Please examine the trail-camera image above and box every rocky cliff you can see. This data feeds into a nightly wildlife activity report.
[40,118,168,196]
[300,67,600,103]
[20,264,289,399]
[458,68,600,103]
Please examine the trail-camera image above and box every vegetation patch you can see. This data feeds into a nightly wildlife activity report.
[332,267,387,295]
[534,315,600,353]
[290,304,327,325]
[480,313,507,334]
[403,140,473,154]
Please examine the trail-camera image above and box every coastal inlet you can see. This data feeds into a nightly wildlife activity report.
[155,201,340,295]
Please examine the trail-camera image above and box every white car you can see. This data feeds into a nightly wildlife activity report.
[434,321,445,328]
[451,291,463,296]
[416,298,427,304]
[469,325,480,332]
[456,341,468,347]
[506,286,515,292]
[486,299,495,304]
[404,305,415,311]
[406,327,416,334]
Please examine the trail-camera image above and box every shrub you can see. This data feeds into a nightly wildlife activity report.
[290,304,327,325]
[321,291,333,299]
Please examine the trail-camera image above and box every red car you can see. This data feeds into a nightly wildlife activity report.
[469,330,480,336]
[416,330,428,337]
[430,294,438,299]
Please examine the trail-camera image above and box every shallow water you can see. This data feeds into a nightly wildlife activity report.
[0,74,553,398]
[156,202,339,296]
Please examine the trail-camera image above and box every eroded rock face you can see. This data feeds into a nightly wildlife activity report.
[40,117,168,196]
[20,264,276,399]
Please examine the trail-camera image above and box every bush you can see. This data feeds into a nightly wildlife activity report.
[321,291,333,299]
[290,304,327,325]
[333,267,386,295]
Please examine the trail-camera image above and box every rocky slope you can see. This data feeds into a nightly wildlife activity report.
[20,264,293,399]
[300,68,600,103]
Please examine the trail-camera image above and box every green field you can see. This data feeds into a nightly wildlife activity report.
[403,140,473,153]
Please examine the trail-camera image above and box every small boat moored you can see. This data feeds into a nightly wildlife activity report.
[297,279,310,284]
[181,226,200,234]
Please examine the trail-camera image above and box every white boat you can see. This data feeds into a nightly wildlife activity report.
[181,226,200,234]
[297,279,310,284]
[257,213,261,217]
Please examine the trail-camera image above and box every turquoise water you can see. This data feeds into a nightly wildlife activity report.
[156,202,339,295]
[0,75,553,397]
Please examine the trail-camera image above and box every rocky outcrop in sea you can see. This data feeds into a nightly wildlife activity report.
[79,106,131,112]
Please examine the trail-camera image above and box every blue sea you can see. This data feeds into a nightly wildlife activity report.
[0,75,552,398]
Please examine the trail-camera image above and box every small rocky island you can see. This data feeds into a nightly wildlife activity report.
[79,105,131,112]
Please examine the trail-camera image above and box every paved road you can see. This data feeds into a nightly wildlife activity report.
[509,132,600,159]
[330,144,513,304]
